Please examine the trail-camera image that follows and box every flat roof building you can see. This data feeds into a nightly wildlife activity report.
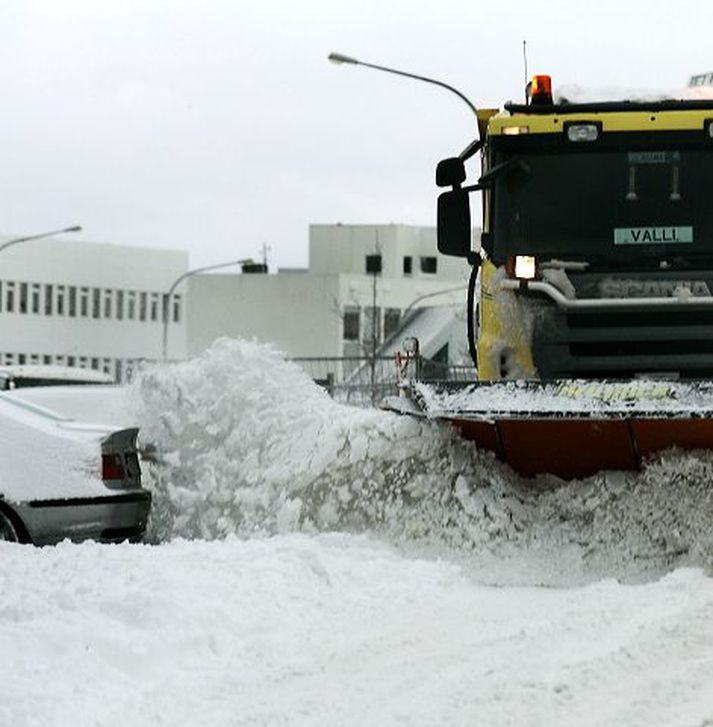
[187,223,471,361]
[0,236,188,381]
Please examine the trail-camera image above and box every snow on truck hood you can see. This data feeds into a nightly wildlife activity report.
[556,84,713,104]
[0,392,113,502]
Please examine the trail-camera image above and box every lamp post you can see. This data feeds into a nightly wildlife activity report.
[328,52,479,131]
[329,52,482,365]
[0,225,82,255]
[162,259,252,361]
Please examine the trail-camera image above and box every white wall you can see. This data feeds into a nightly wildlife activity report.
[187,272,342,358]
[186,224,472,364]
[309,224,469,281]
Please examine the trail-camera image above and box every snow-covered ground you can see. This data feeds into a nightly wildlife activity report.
[2,339,713,725]
[1,535,712,727]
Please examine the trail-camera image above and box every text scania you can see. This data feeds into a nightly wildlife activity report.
[599,279,713,298]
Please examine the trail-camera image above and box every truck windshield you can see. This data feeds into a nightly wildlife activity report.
[490,146,713,264]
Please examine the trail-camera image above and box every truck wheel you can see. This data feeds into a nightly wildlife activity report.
[0,510,19,542]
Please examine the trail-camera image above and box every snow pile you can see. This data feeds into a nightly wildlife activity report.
[134,338,486,541]
[556,84,713,104]
[134,339,713,581]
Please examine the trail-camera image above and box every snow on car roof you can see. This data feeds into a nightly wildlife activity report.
[9,385,138,429]
[0,365,113,384]
[0,393,110,502]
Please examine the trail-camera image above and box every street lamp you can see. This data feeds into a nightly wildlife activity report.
[162,259,253,360]
[328,52,479,132]
[0,225,82,255]
[329,52,482,364]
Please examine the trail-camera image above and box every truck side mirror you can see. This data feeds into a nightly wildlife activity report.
[437,189,471,257]
[436,157,466,188]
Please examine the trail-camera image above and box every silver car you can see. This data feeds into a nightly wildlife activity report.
[0,390,150,545]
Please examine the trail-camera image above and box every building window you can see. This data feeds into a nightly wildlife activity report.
[116,290,124,320]
[420,256,437,274]
[91,357,99,370]
[68,286,77,317]
[31,284,40,314]
[365,254,382,275]
[172,295,181,323]
[56,286,65,316]
[0,282,3,312]
[19,283,28,313]
[43,354,51,365]
[128,292,136,320]
[150,293,159,322]
[139,292,147,322]
[67,355,76,367]
[80,287,89,317]
[6,282,15,313]
[104,290,112,319]
[30,354,39,365]
[18,353,26,365]
[92,288,101,319]
[45,285,53,315]
[384,308,401,339]
[403,256,413,275]
[343,307,360,341]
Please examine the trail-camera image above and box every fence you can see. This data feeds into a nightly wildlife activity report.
[288,356,474,407]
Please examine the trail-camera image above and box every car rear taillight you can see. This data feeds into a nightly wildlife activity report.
[102,453,125,481]
[101,428,141,489]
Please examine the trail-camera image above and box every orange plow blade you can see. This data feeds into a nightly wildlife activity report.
[449,415,713,479]
[384,380,713,480]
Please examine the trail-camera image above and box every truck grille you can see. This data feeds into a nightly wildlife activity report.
[532,305,713,379]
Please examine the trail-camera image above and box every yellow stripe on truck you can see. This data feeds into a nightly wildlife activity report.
[488,110,712,135]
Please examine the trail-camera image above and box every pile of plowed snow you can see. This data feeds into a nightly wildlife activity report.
[134,339,713,582]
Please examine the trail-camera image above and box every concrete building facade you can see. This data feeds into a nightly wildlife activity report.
[187,223,470,360]
[0,224,470,382]
[0,236,188,380]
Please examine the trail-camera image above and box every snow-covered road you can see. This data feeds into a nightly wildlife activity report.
[1,535,712,727]
[3,340,713,725]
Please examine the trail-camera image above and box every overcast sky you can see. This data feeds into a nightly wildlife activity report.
[0,0,711,269]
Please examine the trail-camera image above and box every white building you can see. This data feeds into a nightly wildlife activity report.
[0,224,471,383]
[0,236,188,381]
[187,224,471,361]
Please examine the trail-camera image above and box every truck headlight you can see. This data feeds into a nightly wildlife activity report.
[506,255,537,280]
[565,122,601,143]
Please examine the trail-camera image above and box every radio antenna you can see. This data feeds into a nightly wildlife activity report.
[523,40,529,100]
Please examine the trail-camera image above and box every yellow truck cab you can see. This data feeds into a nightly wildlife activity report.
[437,75,713,382]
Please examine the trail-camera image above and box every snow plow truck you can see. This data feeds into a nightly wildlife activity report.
[387,74,713,479]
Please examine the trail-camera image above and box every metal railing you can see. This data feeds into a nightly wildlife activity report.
[288,355,474,407]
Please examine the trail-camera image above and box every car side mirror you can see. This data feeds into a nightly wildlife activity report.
[437,188,471,258]
[436,157,466,188]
